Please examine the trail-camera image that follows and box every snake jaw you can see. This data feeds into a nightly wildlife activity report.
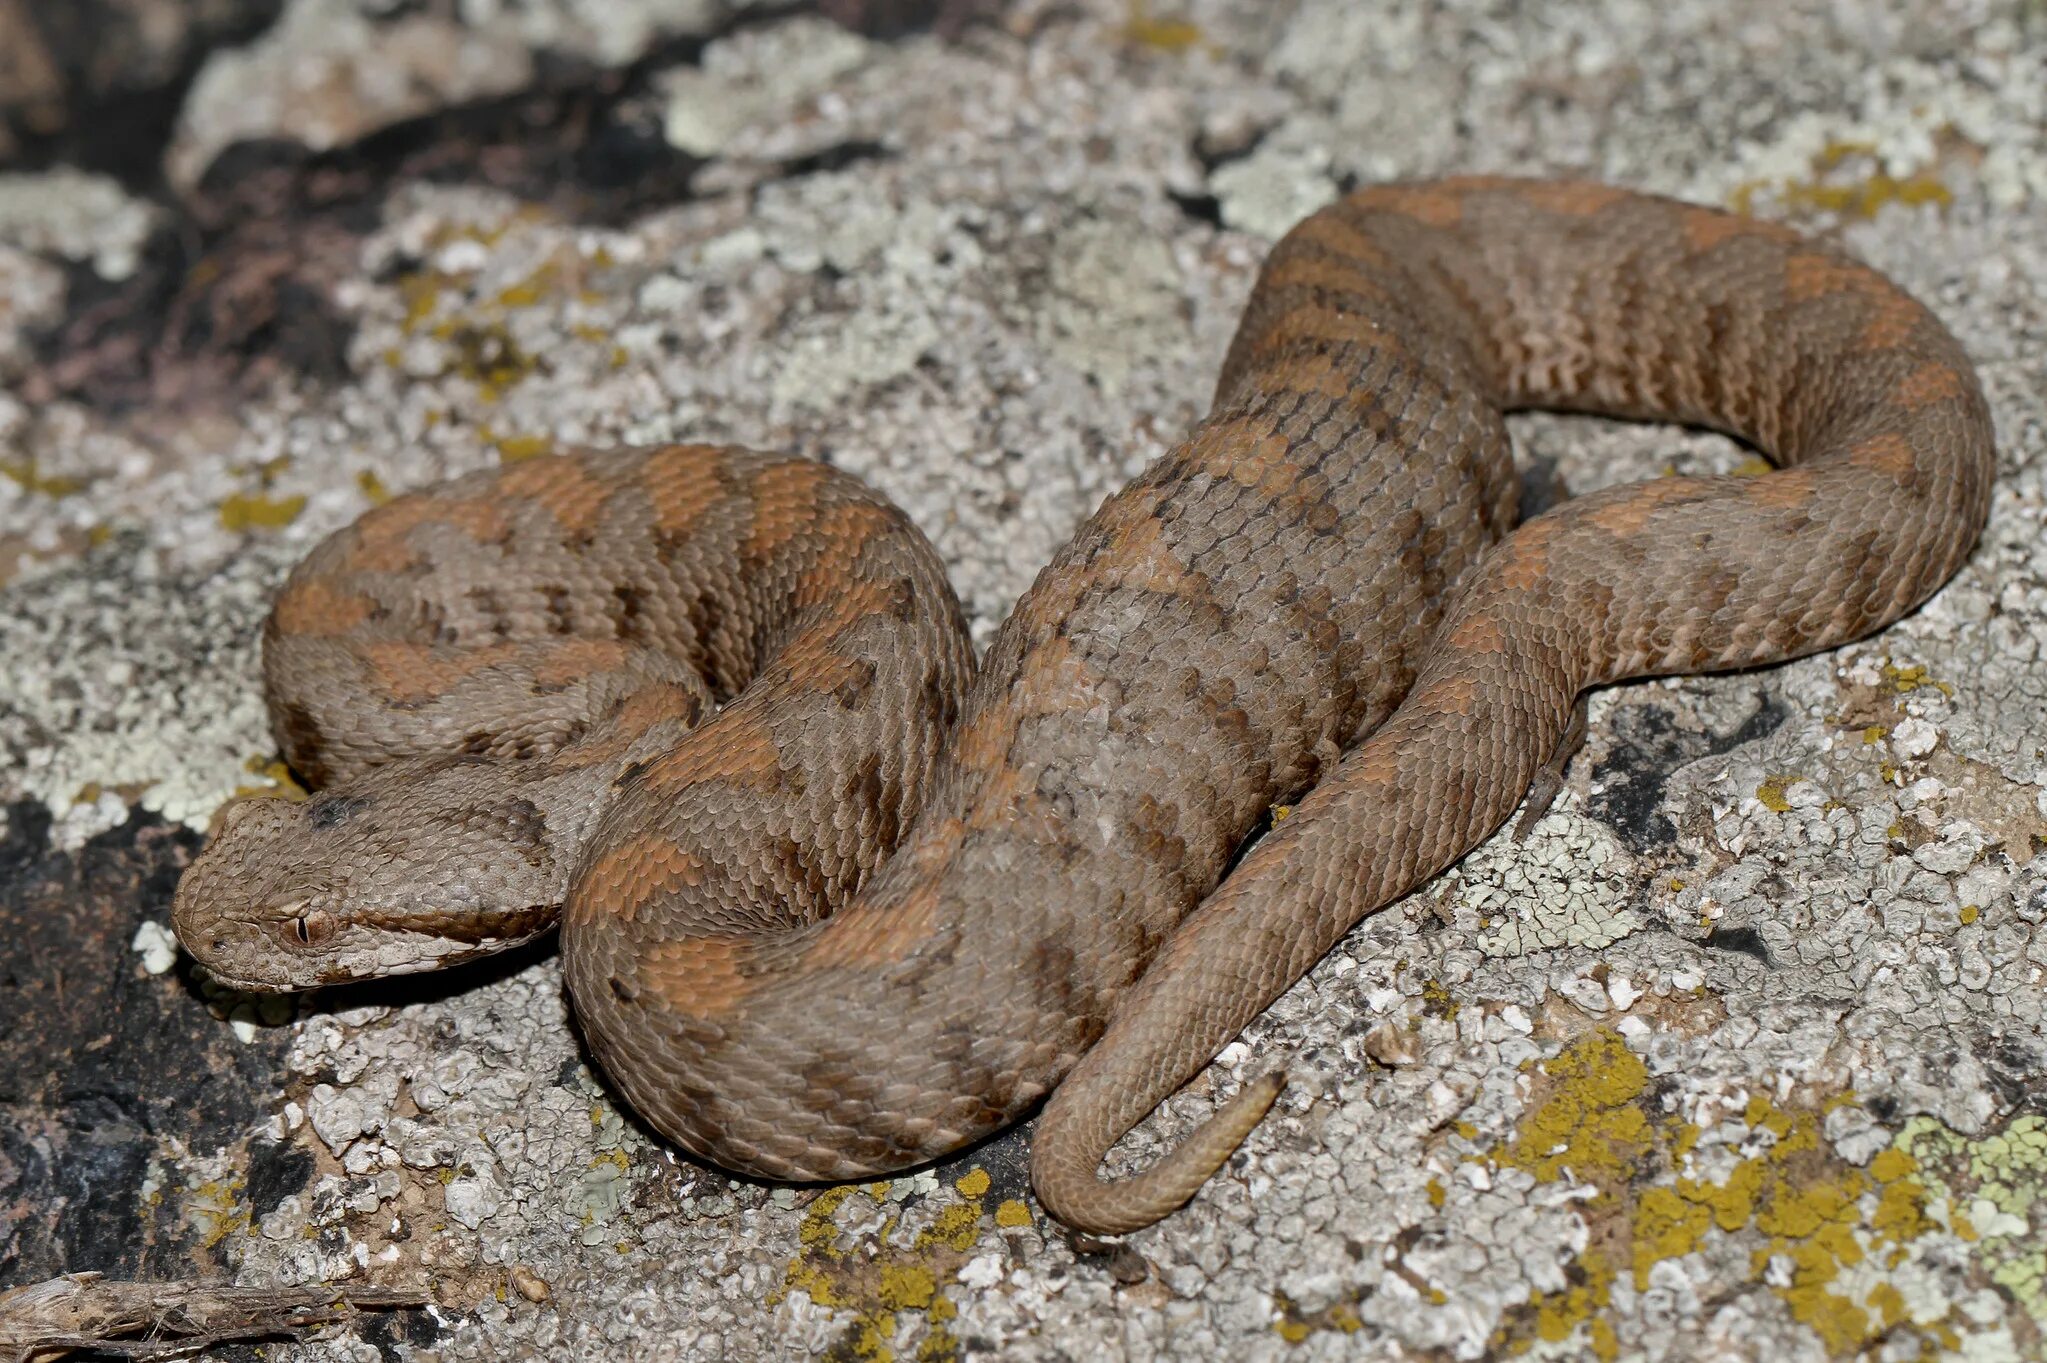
[186,902,525,992]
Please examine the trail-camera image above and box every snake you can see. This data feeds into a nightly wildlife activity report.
[172,178,1995,1235]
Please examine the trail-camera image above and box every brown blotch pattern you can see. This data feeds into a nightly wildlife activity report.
[361,640,521,704]
[498,456,612,540]
[273,580,374,636]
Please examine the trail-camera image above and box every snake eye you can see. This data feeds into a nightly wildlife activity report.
[277,906,335,949]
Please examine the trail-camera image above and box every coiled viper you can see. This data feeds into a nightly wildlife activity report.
[174,178,1995,1233]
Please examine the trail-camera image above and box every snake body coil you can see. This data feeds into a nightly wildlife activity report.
[174,179,1995,1233]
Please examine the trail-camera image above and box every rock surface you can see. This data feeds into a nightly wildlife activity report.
[2,2,2044,1359]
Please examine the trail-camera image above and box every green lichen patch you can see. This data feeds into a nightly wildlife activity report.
[1896,1115,2047,1333]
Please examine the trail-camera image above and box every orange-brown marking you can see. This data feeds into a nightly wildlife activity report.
[644,445,731,538]
[1749,467,1822,511]
[551,683,702,768]
[1358,183,1466,228]
[1086,495,1206,599]
[1188,426,1299,504]
[791,502,897,607]
[1290,209,1391,269]
[361,640,520,704]
[950,705,1019,780]
[898,814,969,882]
[1584,477,1709,535]
[817,882,947,970]
[1895,361,1966,410]
[1443,613,1510,657]
[498,456,612,540]
[1258,251,1392,311]
[1415,672,1484,718]
[640,715,784,792]
[346,495,510,574]
[1682,207,1798,253]
[1783,252,1884,306]
[781,635,873,695]
[1858,295,1924,352]
[1492,515,1561,593]
[965,760,1063,840]
[743,459,832,567]
[789,573,896,644]
[1845,432,1919,483]
[1513,180,1630,217]
[618,682,703,735]
[641,934,758,1021]
[273,579,374,636]
[531,638,635,689]
[580,833,706,923]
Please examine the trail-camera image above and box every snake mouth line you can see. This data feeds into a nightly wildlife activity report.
[349,902,562,947]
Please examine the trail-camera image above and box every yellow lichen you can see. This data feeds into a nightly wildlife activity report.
[449,322,537,398]
[1493,1029,1653,1189]
[186,1176,250,1249]
[1755,775,1800,812]
[916,1326,961,1362]
[492,432,555,463]
[1881,661,1954,698]
[1122,0,1205,52]
[1479,1060,1987,1357]
[0,457,86,497]
[1728,142,1952,221]
[218,491,307,532]
[993,1199,1032,1228]
[398,271,447,333]
[1531,1248,1618,1358]
[952,1168,990,1199]
[1632,1187,1712,1288]
[877,1264,936,1311]
[1271,1291,1369,1344]
[1420,978,1460,1021]
[774,1183,989,1361]
[916,1203,982,1253]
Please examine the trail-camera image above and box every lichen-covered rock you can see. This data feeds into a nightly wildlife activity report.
[2,1,2044,1360]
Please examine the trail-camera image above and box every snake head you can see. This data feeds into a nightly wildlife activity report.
[171,764,574,992]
